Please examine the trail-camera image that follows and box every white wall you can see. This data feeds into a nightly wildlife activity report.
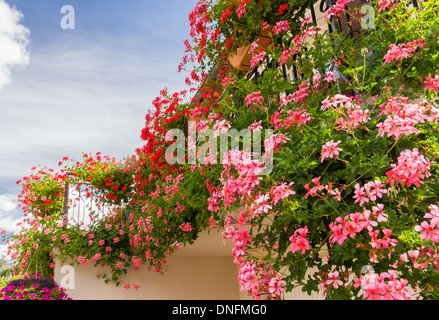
[54,229,250,300]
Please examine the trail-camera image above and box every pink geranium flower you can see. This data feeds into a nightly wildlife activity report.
[353,183,369,207]
[245,91,264,109]
[321,140,342,162]
[272,20,290,35]
[326,271,343,289]
[248,120,262,133]
[386,148,431,187]
[289,226,311,254]
[424,74,439,91]
[304,177,325,199]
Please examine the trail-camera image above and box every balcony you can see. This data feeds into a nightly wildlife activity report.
[61,179,141,229]
[55,175,245,300]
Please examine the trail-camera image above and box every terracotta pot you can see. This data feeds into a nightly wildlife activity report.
[227,28,271,73]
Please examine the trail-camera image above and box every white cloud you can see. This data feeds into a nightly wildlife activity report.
[0,194,17,212]
[0,243,8,258]
[0,0,30,89]
[0,214,22,234]
[0,243,13,264]
[0,193,22,233]
[0,31,188,182]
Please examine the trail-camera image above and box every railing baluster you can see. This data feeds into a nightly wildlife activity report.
[310,2,317,25]
[61,180,140,229]
[62,182,69,230]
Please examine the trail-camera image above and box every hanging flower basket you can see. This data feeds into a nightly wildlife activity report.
[0,274,71,300]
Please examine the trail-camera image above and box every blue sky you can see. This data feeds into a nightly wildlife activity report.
[0,0,197,252]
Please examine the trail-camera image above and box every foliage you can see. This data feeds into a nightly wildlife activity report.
[179,0,439,300]
[3,0,439,300]
[0,256,15,289]
[0,275,21,291]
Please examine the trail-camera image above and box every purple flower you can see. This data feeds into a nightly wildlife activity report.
[2,276,70,300]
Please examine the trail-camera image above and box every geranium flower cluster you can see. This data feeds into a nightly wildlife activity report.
[245,91,265,110]
[376,96,439,139]
[329,206,389,245]
[385,148,431,188]
[324,0,355,20]
[220,208,287,300]
[354,270,412,300]
[237,260,287,299]
[304,176,342,201]
[327,200,402,267]
[377,0,400,12]
[209,147,296,299]
[221,219,287,300]
[277,16,324,67]
[271,83,313,130]
[415,204,439,244]
[289,226,311,254]
[16,167,67,218]
[249,40,266,68]
[320,140,342,162]
[272,20,290,35]
[218,150,265,207]
[424,74,439,91]
[264,133,289,154]
[352,180,388,207]
[318,267,412,300]
[321,94,370,133]
[383,39,427,65]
